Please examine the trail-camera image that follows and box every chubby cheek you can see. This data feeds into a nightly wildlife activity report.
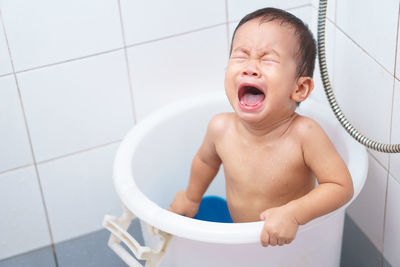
[269,70,296,96]
[224,69,237,103]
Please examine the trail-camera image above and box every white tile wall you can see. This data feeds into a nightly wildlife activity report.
[0,14,13,76]
[119,0,226,46]
[347,154,388,252]
[227,6,314,52]
[38,143,122,243]
[390,81,400,180]
[228,22,238,48]
[0,167,51,260]
[383,175,400,267]
[308,7,336,107]
[227,0,309,22]
[17,50,134,162]
[335,0,399,74]
[128,25,228,121]
[1,0,123,71]
[1,0,399,261]
[333,24,393,168]
[289,5,312,26]
[229,5,313,38]
[0,76,33,172]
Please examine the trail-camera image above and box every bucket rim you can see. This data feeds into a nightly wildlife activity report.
[112,92,368,244]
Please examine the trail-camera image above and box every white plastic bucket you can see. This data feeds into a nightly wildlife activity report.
[107,92,368,267]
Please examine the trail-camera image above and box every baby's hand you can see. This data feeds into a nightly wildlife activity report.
[259,205,299,247]
[168,190,200,218]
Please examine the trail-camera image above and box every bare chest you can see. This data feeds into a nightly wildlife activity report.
[216,137,313,197]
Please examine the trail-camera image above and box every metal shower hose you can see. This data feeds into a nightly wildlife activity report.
[317,0,400,153]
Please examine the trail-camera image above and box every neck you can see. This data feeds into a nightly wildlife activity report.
[236,112,298,141]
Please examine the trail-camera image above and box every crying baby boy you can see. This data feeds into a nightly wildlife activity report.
[168,7,353,247]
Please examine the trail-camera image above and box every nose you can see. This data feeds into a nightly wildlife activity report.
[241,62,261,78]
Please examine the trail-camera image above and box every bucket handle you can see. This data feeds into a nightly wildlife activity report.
[103,206,172,267]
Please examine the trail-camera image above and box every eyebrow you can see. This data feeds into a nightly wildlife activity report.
[232,47,251,55]
[260,48,280,57]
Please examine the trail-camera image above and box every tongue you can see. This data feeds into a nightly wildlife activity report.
[242,92,265,106]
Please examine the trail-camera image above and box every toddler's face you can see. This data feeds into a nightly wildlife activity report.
[225,19,300,125]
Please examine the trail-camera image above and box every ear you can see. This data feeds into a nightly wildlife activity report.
[291,77,314,103]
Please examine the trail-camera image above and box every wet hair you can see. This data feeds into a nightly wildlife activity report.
[230,7,316,78]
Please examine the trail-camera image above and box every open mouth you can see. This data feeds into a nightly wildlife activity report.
[238,85,265,111]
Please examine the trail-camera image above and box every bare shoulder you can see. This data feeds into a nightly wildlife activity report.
[207,112,235,138]
[198,113,234,163]
[290,115,328,142]
[292,115,331,148]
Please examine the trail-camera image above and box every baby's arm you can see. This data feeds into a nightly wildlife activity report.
[260,117,353,246]
[168,115,223,217]
[288,118,354,223]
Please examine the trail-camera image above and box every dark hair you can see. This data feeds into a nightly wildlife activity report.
[230,7,316,78]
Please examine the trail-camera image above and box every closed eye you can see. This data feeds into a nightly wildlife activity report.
[231,56,247,61]
[262,58,279,63]
[230,52,249,61]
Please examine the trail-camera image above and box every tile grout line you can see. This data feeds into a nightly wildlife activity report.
[0,72,12,78]
[310,2,399,177]
[15,46,124,75]
[1,4,337,84]
[36,139,122,166]
[367,150,389,172]
[331,21,395,82]
[381,2,400,264]
[381,170,391,267]
[388,1,400,182]
[310,4,399,83]
[0,163,35,176]
[346,212,387,262]
[0,12,59,267]
[117,0,137,125]
[224,0,230,55]
[11,23,228,78]
[0,140,122,178]
[124,22,227,50]
[2,4,312,81]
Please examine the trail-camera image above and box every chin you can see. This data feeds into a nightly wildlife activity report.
[235,104,268,124]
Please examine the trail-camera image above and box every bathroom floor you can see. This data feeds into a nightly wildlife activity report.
[0,215,391,267]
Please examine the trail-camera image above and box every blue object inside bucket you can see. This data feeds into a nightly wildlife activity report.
[194,195,233,223]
